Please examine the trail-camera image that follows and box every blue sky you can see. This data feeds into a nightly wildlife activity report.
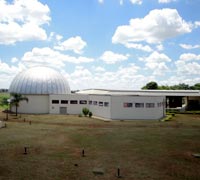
[0,0,200,90]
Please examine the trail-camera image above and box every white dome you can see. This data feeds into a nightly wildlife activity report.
[9,67,71,95]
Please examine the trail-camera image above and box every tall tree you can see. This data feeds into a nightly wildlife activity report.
[142,81,158,89]
[10,93,28,116]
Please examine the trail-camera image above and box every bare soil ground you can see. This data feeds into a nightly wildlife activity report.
[0,112,200,180]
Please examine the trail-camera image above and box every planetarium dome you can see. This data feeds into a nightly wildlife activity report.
[9,66,71,95]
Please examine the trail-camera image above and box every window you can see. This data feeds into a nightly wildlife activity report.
[93,101,97,105]
[80,100,87,104]
[89,101,92,105]
[104,102,109,107]
[52,100,59,104]
[146,103,155,108]
[70,100,78,104]
[135,103,144,108]
[99,101,103,106]
[123,103,133,108]
[61,100,68,104]
[157,102,162,107]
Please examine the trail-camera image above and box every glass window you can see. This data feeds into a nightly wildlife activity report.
[93,101,97,105]
[157,102,162,107]
[123,103,133,108]
[146,103,155,108]
[104,102,109,107]
[61,100,68,104]
[99,101,103,106]
[80,100,87,104]
[52,100,59,104]
[89,101,92,105]
[70,100,78,104]
[135,103,144,108]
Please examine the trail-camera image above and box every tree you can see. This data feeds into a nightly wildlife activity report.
[142,81,158,90]
[10,93,28,116]
[82,107,89,117]
[192,83,200,90]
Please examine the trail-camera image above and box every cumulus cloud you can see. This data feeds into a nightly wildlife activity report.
[158,0,176,3]
[175,61,200,75]
[99,51,129,64]
[0,60,25,88]
[124,43,153,52]
[175,53,200,76]
[54,36,87,54]
[140,51,171,75]
[130,0,142,4]
[179,53,200,61]
[179,44,200,50]
[0,0,50,45]
[112,8,193,46]
[66,64,144,90]
[21,47,94,68]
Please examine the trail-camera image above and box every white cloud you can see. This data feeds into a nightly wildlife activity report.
[158,0,176,3]
[112,9,193,46]
[156,44,164,51]
[98,0,104,4]
[0,0,50,45]
[66,64,144,90]
[11,57,18,63]
[179,44,200,50]
[94,66,106,72]
[175,61,200,75]
[21,47,94,68]
[179,53,200,61]
[54,36,87,54]
[0,60,25,88]
[124,43,153,52]
[100,51,129,64]
[140,51,171,75]
[130,0,142,5]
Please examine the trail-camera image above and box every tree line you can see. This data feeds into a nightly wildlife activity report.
[142,81,200,90]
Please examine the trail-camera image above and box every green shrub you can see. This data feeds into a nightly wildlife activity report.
[89,111,93,118]
[82,107,89,117]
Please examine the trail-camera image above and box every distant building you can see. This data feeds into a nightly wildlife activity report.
[9,66,200,120]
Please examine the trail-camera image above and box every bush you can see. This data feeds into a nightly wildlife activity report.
[89,111,93,118]
[82,107,89,117]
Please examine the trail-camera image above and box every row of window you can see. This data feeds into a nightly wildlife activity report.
[52,99,109,107]
[123,102,164,108]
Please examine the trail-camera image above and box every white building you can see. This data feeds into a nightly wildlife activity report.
[9,66,199,120]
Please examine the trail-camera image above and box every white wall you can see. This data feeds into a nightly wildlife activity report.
[88,95,111,119]
[110,96,165,120]
[49,94,89,114]
[11,95,49,114]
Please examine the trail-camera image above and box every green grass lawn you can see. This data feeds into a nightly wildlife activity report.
[0,112,200,180]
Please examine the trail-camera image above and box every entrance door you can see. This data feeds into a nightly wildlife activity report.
[60,107,67,114]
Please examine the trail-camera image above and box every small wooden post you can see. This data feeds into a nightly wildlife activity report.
[117,167,122,178]
[82,149,85,157]
[24,147,28,154]
[29,121,31,125]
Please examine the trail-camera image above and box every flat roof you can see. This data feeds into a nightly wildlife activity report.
[76,89,200,97]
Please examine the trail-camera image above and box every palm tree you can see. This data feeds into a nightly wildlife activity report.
[10,93,28,116]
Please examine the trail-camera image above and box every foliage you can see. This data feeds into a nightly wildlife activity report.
[89,111,93,118]
[0,93,9,110]
[82,107,89,117]
[142,82,200,90]
[142,81,158,89]
[10,93,28,116]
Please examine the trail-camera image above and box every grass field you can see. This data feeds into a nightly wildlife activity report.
[0,112,200,180]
